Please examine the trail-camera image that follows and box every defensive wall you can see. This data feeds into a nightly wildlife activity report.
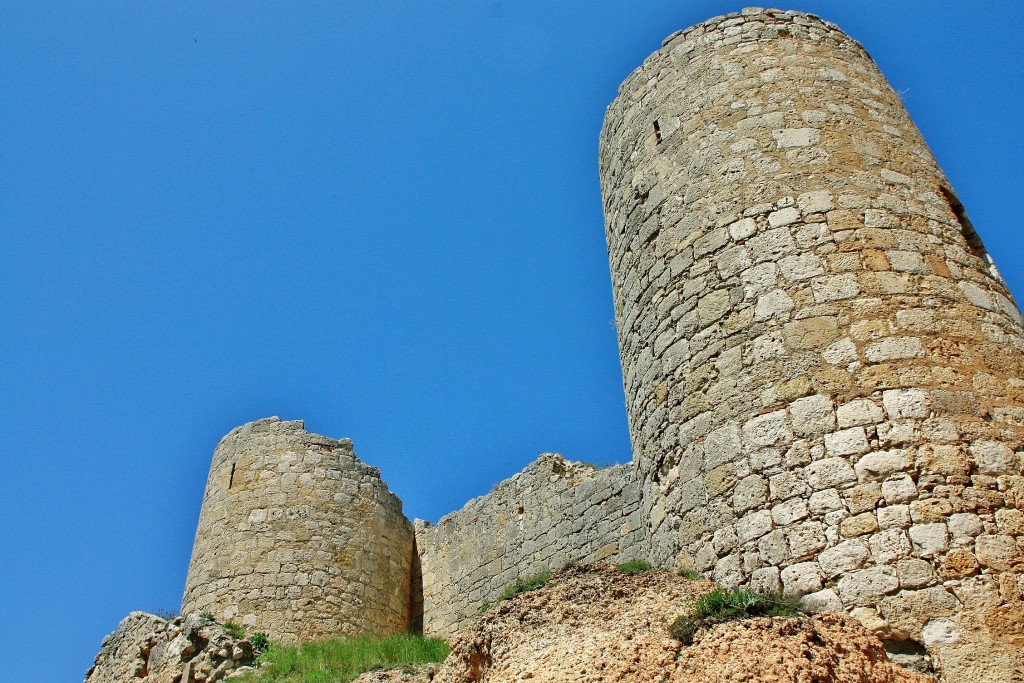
[415,454,644,636]
[180,9,1024,682]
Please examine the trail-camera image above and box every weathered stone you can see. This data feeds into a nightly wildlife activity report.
[806,458,857,490]
[974,535,1022,571]
[819,539,870,579]
[780,561,823,596]
[789,394,836,436]
[85,613,255,683]
[837,566,899,606]
[908,523,949,559]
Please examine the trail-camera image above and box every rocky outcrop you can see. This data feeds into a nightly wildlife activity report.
[431,564,934,683]
[84,612,256,683]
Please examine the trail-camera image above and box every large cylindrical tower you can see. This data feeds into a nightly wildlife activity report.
[600,9,1023,680]
[182,417,414,643]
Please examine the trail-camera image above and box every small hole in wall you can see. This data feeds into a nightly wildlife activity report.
[228,462,237,490]
[516,505,524,515]
[653,120,662,144]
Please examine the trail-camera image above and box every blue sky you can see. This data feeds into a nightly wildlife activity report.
[1,2,1021,681]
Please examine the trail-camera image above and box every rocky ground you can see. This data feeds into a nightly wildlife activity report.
[84,612,257,683]
[422,564,934,683]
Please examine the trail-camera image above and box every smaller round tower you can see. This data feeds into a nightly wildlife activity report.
[181,417,414,643]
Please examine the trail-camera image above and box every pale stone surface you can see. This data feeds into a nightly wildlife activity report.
[85,613,255,683]
[837,566,900,606]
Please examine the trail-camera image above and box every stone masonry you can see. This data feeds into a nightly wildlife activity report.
[599,8,1024,681]
[174,9,1024,682]
[415,454,644,636]
[181,417,414,643]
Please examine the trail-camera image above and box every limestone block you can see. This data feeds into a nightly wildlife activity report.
[749,566,782,594]
[789,394,836,436]
[908,523,950,558]
[974,535,1022,571]
[802,588,843,613]
[771,497,809,526]
[749,227,797,262]
[877,505,912,530]
[837,566,899,606]
[729,217,757,240]
[995,508,1024,536]
[864,336,925,362]
[895,558,936,589]
[780,561,823,596]
[797,190,833,214]
[788,521,827,559]
[822,338,858,366]
[784,316,840,350]
[772,128,820,148]
[909,498,953,524]
[758,529,790,565]
[806,458,857,490]
[970,440,1018,475]
[742,411,792,448]
[806,489,839,516]
[882,389,931,419]
[855,449,912,481]
[840,513,879,539]
[819,539,870,579]
[843,483,882,515]
[836,399,883,428]
[753,288,795,321]
[736,509,774,543]
[869,529,912,565]
[920,618,960,648]
[826,427,869,457]
[811,273,860,302]
[779,253,825,281]
[880,474,917,504]
[703,423,742,469]
[947,513,984,541]
[732,475,768,513]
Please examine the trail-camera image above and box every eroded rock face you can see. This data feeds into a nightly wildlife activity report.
[84,612,255,683]
[432,564,933,683]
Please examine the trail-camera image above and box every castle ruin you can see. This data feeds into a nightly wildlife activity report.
[182,9,1024,681]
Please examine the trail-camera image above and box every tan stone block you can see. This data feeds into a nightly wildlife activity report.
[704,464,738,497]
[783,316,840,350]
[862,248,890,271]
[910,497,954,524]
[939,549,980,579]
[996,508,1024,536]
[917,444,970,477]
[840,512,879,538]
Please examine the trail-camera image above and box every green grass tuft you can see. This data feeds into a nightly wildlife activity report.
[670,587,803,645]
[223,621,246,639]
[240,634,450,683]
[498,570,553,602]
[678,569,702,580]
[616,558,653,574]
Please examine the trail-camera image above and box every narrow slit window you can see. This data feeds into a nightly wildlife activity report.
[653,119,662,144]
[228,462,237,489]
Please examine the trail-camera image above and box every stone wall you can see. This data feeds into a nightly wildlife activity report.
[599,8,1024,681]
[181,417,414,643]
[415,453,644,638]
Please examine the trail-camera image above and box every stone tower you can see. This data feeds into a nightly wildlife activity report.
[181,417,415,643]
[600,8,1024,680]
